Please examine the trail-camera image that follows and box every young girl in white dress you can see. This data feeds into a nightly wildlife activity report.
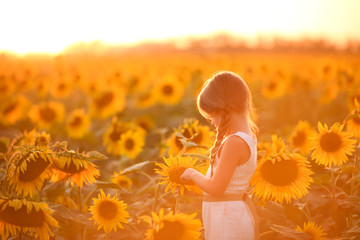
[181,71,259,240]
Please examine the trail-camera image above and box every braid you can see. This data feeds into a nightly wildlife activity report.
[209,109,231,176]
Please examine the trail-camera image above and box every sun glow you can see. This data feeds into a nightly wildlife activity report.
[0,0,359,54]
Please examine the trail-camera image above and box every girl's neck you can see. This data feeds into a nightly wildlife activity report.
[226,111,252,136]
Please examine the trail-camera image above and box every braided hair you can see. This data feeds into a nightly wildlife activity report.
[197,71,258,176]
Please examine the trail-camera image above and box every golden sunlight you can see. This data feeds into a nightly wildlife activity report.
[0,0,359,54]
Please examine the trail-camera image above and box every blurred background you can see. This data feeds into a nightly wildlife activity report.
[1,1,360,240]
[1,0,360,54]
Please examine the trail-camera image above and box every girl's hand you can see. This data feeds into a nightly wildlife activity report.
[181,168,195,184]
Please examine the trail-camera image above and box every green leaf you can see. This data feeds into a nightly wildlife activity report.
[121,160,153,175]
[95,181,121,190]
[87,151,108,161]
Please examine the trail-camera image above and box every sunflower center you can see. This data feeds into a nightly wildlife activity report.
[109,127,122,142]
[70,116,83,127]
[3,102,17,115]
[39,106,56,122]
[124,138,135,150]
[267,81,277,91]
[293,131,306,147]
[0,204,45,227]
[319,132,342,152]
[169,167,187,184]
[57,82,66,91]
[0,141,7,153]
[175,129,192,149]
[352,116,360,125]
[162,85,174,96]
[60,158,87,174]
[192,130,203,144]
[260,158,298,186]
[154,220,185,240]
[19,155,50,182]
[36,136,49,147]
[94,91,114,108]
[98,200,117,220]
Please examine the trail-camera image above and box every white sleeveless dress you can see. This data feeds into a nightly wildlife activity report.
[202,132,257,240]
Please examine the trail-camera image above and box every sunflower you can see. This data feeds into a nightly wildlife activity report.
[8,149,54,197]
[111,172,133,189]
[0,198,59,240]
[89,189,130,233]
[66,108,91,139]
[135,115,155,132]
[136,89,158,108]
[0,137,10,163]
[155,74,185,105]
[0,78,15,100]
[346,101,360,138]
[103,117,145,157]
[28,101,65,129]
[319,82,339,104]
[145,208,202,240]
[296,221,326,240]
[310,122,356,167]
[51,149,100,188]
[166,119,214,156]
[0,94,29,126]
[50,75,73,99]
[288,120,316,155]
[34,131,51,148]
[250,135,313,204]
[155,156,207,195]
[119,130,146,160]
[89,87,126,119]
[261,73,288,99]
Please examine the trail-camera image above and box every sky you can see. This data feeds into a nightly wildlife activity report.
[0,0,359,54]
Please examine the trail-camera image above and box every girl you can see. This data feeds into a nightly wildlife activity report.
[181,71,259,240]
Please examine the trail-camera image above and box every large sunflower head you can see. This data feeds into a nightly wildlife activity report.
[65,108,91,139]
[166,119,214,155]
[145,209,202,240]
[89,189,130,233]
[155,156,207,195]
[250,136,313,204]
[311,122,356,167]
[296,221,326,240]
[8,148,54,198]
[0,198,59,240]
[51,148,101,188]
[288,120,316,155]
[28,101,65,129]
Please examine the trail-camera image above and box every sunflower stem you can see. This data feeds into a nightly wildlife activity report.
[330,167,337,222]
[173,190,181,214]
[152,182,160,212]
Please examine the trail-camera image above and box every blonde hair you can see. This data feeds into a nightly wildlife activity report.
[197,71,258,168]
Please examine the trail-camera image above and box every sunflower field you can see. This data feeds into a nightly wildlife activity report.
[0,42,360,240]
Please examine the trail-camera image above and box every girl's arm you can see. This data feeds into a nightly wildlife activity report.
[181,136,250,196]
